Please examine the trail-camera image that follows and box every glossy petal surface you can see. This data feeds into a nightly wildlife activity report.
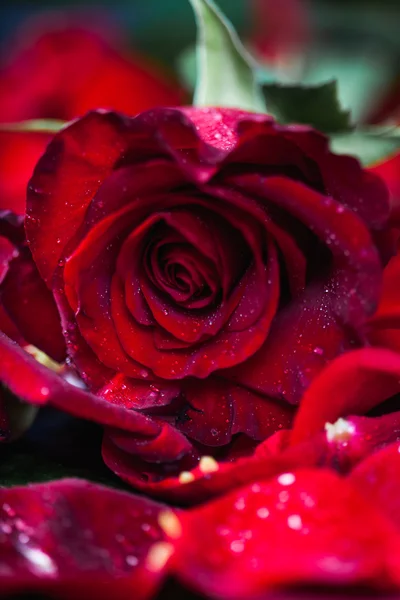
[0,478,170,599]
[173,469,397,598]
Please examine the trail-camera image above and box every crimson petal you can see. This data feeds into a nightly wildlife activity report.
[350,442,400,531]
[223,176,382,404]
[172,469,398,598]
[0,478,171,599]
[0,332,193,463]
[290,348,400,446]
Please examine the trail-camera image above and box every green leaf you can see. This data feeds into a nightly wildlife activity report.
[300,48,394,124]
[262,81,352,133]
[188,0,266,112]
[330,127,400,166]
[177,44,277,93]
[0,119,66,133]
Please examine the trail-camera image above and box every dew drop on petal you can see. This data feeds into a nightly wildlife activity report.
[126,555,139,567]
[277,473,296,486]
[230,540,245,553]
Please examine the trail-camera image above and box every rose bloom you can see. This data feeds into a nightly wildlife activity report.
[2,104,388,490]
[0,23,183,214]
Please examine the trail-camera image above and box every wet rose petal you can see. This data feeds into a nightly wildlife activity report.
[350,442,400,531]
[101,431,313,504]
[172,469,398,598]
[0,332,193,464]
[0,131,52,215]
[367,250,400,353]
[0,211,65,361]
[290,348,400,446]
[0,478,171,599]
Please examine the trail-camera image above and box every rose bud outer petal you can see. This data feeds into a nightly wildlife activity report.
[0,478,173,599]
[171,469,398,598]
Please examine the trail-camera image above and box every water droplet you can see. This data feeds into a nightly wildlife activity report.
[256,507,270,519]
[40,386,50,396]
[19,546,57,575]
[277,473,295,486]
[126,555,139,567]
[2,504,15,517]
[230,540,245,553]
[287,514,303,530]
[313,347,324,356]
[0,522,12,534]
[234,497,245,511]
[18,533,30,544]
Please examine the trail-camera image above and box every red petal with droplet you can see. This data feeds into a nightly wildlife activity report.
[290,348,400,446]
[0,332,193,464]
[0,131,52,215]
[173,470,399,597]
[0,478,171,599]
[0,212,65,361]
[367,250,400,353]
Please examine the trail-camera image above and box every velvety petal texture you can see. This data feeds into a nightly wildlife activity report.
[290,347,400,446]
[172,469,399,598]
[0,211,65,361]
[24,106,388,457]
[0,332,193,465]
[0,131,52,215]
[0,478,170,599]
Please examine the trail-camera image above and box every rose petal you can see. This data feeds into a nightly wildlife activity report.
[172,469,397,598]
[111,241,279,378]
[0,131,51,215]
[222,175,382,404]
[281,128,390,229]
[350,442,400,530]
[179,377,294,446]
[367,250,400,352]
[101,431,319,504]
[26,111,132,284]
[0,478,171,599]
[2,247,66,362]
[0,212,65,360]
[0,332,193,464]
[290,348,400,446]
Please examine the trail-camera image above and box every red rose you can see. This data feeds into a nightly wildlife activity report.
[19,106,387,476]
